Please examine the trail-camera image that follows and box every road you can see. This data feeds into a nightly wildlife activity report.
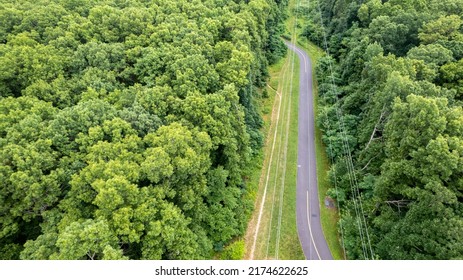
[286,42,333,260]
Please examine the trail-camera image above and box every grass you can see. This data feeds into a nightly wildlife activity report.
[274,50,304,260]
[243,0,308,259]
[244,34,305,259]
[240,58,282,260]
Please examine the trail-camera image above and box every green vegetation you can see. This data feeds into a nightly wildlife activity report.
[301,0,463,259]
[0,0,289,260]
[246,49,304,260]
[220,239,245,260]
[245,0,305,258]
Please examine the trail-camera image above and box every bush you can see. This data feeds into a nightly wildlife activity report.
[220,240,245,260]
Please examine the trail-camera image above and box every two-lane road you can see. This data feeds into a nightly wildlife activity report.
[286,42,333,260]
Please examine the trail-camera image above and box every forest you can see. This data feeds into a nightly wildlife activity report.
[0,0,287,259]
[302,0,463,259]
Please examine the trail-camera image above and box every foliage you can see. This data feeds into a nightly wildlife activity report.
[304,0,463,259]
[0,0,287,259]
[220,239,245,260]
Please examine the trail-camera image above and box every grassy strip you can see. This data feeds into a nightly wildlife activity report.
[254,53,291,259]
[220,61,280,260]
[254,48,304,260]
[254,50,305,260]
[216,53,290,261]
[244,37,305,260]
[297,37,345,260]
[276,51,304,260]
[243,53,288,259]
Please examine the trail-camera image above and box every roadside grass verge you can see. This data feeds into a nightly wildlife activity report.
[243,52,290,259]
[273,51,304,260]
[252,47,304,260]
[243,35,305,259]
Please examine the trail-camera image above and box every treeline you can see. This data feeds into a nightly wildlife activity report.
[0,0,287,259]
[301,0,463,259]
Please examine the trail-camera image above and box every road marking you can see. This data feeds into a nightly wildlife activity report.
[307,191,322,260]
[286,43,308,74]
[295,48,308,73]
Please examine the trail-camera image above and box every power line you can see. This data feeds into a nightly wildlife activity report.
[310,0,374,259]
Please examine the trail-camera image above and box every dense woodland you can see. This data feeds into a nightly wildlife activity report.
[0,0,287,259]
[302,0,463,259]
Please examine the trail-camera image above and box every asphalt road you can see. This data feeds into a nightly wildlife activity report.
[286,42,333,260]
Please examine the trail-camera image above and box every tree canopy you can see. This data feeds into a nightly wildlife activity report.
[303,0,463,259]
[0,0,287,259]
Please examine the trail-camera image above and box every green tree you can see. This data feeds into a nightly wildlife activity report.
[418,15,463,45]
[374,95,463,259]
[1,0,288,260]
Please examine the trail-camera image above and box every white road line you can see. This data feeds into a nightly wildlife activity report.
[306,191,322,260]
[303,52,320,259]
[296,48,308,73]
[288,45,308,73]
